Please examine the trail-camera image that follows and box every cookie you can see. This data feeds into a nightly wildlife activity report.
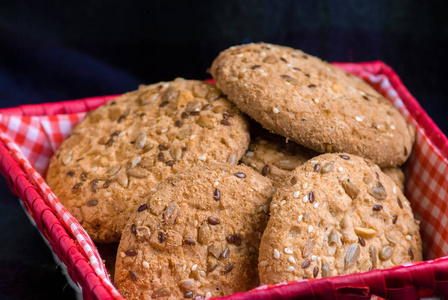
[258,153,421,284]
[241,133,317,184]
[382,167,405,191]
[114,162,275,299]
[242,132,405,190]
[211,43,414,167]
[46,79,250,242]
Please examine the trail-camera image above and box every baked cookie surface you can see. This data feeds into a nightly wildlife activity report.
[382,167,405,191]
[241,133,317,184]
[211,43,413,167]
[242,132,405,190]
[115,163,275,299]
[46,79,250,242]
[258,153,421,284]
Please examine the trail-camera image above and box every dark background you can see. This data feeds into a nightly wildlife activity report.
[0,1,447,299]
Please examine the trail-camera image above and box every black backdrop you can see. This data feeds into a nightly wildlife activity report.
[0,1,447,299]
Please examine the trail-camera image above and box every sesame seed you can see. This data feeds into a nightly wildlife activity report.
[308,225,313,233]
[338,167,344,172]
[311,255,317,261]
[303,195,308,203]
[298,215,303,222]
[197,155,206,161]
[391,125,396,130]
[274,249,280,259]
[284,248,293,254]
[236,53,244,57]
[302,182,308,189]
[280,200,286,206]
[246,151,254,157]
[273,107,279,114]
[310,160,318,164]
[191,264,198,271]
[355,116,363,122]
[294,191,300,198]
[406,235,412,241]
[313,202,319,209]
[120,252,125,258]
[260,260,268,267]
[205,292,212,298]
[189,135,195,140]
[289,256,296,264]
[200,271,207,277]
[183,264,187,271]
[214,181,219,187]
[313,98,319,103]
[250,163,257,168]
[404,201,410,207]
[142,261,150,269]
[287,266,295,272]
[393,186,397,194]
[272,204,278,209]
[259,206,264,212]
[317,256,321,262]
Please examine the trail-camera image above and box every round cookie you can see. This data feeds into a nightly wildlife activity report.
[46,79,250,242]
[242,132,405,190]
[211,43,414,167]
[382,167,405,192]
[114,163,275,299]
[258,153,422,284]
[241,133,317,184]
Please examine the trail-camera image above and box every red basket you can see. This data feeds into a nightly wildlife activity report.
[0,61,447,300]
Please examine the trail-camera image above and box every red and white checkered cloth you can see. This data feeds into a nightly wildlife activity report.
[0,63,447,299]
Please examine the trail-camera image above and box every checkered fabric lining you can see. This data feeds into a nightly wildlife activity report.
[0,65,447,299]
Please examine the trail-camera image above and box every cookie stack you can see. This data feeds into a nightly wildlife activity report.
[46,43,422,299]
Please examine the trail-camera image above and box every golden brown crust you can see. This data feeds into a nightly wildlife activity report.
[258,153,421,284]
[46,79,250,242]
[382,167,405,191]
[115,163,275,299]
[241,132,317,185]
[242,132,405,190]
[211,43,414,167]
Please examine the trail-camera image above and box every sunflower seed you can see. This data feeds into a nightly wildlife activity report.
[342,181,360,200]
[385,233,398,245]
[164,203,178,225]
[163,86,179,102]
[322,261,331,277]
[369,186,387,200]
[116,170,129,187]
[345,243,360,269]
[127,167,148,178]
[135,132,147,149]
[328,229,338,245]
[152,288,171,298]
[62,151,73,165]
[321,161,334,173]
[379,246,393,261]
[302,239,315,258]
[369,246,377,269]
